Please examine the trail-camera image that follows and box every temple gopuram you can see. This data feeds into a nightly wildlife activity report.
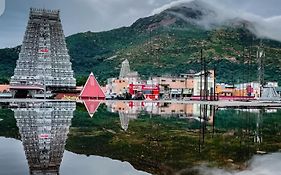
[10,8,76,98]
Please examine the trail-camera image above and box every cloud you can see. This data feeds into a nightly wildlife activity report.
[151,0,194,15]
[0,0,172,48]
[192,153,281,175]
[0,0,5,16]
[152,0,281,42]
[1,0,281,48]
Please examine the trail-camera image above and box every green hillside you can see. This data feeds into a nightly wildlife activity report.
[1,5,281,85]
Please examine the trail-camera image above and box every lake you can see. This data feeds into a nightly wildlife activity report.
[0,101,281,175]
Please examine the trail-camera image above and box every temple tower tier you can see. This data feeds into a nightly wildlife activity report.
[10,8,76,97]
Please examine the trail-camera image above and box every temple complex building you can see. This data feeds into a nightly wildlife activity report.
[107,59,141,97]
[10,8,76,98]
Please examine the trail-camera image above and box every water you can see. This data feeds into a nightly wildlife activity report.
[0,101,281,175]
[0,137,149,175]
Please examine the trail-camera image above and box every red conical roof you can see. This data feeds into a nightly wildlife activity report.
[80,72,105,99]
[83,100,101,118]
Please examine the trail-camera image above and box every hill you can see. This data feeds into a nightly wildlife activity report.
[1,1,281,85]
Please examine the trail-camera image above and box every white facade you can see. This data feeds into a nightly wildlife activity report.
[193,70,215,96]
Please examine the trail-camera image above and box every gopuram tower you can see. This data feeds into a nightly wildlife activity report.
[119,59,131,79]
[10,8,76,98]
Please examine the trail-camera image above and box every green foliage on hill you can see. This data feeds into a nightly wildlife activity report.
[1,8,281,85]
[0,47,20,84]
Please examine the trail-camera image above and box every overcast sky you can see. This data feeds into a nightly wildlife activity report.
[0,0,281,48]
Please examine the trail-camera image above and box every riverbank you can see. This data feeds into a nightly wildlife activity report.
[1,98,281,108]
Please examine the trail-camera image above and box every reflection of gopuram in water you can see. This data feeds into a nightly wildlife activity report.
[107,101,140,131]
[12,102,76,175]
[106,101,215,131]
[119,112,138,131]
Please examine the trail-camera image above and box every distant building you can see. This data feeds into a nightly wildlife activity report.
[216,83,237,96]
[266,82,278,88]
[107,61,218,100]
[128,83,160,100]
[0,85,10,93]
[152,73,194,99]
[235,82,260,98]
[193,70,215,96]
[0,85,11,98]
[119,59,131,79]
[151,70,215,99]
[119,59,140,83]
[126,71,140,84]
[215,81,279,100]
[106,78,129,96]
[107,59,140,96]
[107,68,216,99]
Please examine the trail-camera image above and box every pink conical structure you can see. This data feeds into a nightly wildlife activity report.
[79,72,105,100]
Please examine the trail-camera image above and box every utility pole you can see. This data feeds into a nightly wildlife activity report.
[257,40,265,98]
[213,68,216,101]
[200,49,203,101]
[204,55,208,101]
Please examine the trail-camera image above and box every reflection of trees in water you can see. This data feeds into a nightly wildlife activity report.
[193,105,281,168]
[65,103,281,174]
[209,107,281,164]
[198,105,217,153]
[12,102,75,175]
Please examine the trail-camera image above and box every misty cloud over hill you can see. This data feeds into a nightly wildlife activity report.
[152,0,281,42]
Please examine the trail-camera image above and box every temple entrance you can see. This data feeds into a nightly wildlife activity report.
[13,90,29,98]
[10,88,39,99]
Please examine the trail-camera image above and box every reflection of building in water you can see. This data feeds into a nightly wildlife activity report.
[12,102,76,175]
[254,109,264,144]
[157,103,193,117]
[106,101,215,130]
[83,100,101,118]
[107,101,140,131]
[119,112,138,131]
[107,101,145,114]
[107,101,213,118]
